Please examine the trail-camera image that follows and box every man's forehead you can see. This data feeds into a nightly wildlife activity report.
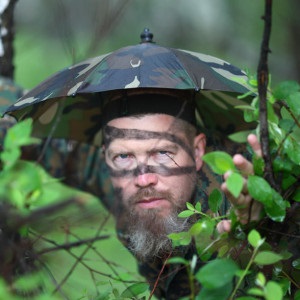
[107,114,178,131]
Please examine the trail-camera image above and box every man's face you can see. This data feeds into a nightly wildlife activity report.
[104,114,206,260]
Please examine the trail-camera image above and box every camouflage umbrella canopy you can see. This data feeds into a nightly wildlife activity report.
[5,29,253,146]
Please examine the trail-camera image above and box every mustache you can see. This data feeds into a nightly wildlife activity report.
[128,187,174,205]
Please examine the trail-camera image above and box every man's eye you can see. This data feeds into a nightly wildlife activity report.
[153,151,174,163]
[113,153,134,169]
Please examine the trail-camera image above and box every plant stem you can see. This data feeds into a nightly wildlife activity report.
[228,246,260,299]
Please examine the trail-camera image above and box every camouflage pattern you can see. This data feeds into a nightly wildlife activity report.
[4,40,254,146]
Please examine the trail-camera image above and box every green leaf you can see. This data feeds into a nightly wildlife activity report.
[254,251,283,265]
[208,188,222,213]
[264,190,287,222]
[273,80,300,99]
[255,272,266,287]
[120,283,149,298]
[167,257,188,265]
[202,151,235,175]
[186,202,195,211]
[285,91,300,116]
[168,232,191,247]
[292,258,300,270]
[248,175,273,206]
[283,136,300,165]
[226,172,243,198]
[195,258,239,289]
[0,147,20,169]
[248,229,262,248]
[195,201,201,212]
[178,210,195,218]
[294,188,300,202]
[264,281,283,300]
[295,290,300,300]
[196,284,232,300]
[228,130,253,143]
[247,288,265,297]
[189,220,214,236]
[4,118,40,150]
[189,222,204,236]
[252,155,264,176]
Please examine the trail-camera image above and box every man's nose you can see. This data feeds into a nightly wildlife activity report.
[134,172,158,187]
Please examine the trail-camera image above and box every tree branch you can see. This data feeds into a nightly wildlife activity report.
[257,0,277,190]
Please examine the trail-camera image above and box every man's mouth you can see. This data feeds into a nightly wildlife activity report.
[135,198,170,209]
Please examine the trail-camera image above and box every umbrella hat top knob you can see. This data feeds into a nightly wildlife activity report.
[140,28,154,43]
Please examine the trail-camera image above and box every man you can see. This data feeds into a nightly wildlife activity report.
[99,88,261,298]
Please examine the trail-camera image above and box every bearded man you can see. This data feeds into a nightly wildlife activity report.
[100,89,261,299]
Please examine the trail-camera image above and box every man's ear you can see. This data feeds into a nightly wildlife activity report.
[194,133,206,171]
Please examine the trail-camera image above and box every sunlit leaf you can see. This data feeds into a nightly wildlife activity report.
[186,202,195,211]
[202,151,235,175]
[248,229,262,248]
[255,272,266,287]
[189,222,204,236]
[226,172,243,198]
[178,210,195,218]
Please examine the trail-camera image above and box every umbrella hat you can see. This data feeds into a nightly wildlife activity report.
[5,29,254,146]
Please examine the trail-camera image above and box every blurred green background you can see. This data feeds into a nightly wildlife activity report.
[3,0,300,298]
[13,0,300,90]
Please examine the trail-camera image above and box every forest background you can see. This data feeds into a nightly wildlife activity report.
[0,0,299,299]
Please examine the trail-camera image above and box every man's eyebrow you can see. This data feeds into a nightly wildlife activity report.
[104,125,194,159]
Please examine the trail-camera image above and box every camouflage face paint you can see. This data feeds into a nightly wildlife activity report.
[103,125,195,160]
[107,164,196,178]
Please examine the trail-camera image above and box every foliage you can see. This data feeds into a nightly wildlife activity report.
[168,79,300,299]
[0,119,148,300]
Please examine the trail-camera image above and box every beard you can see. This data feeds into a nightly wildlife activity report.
[121,186,195,262]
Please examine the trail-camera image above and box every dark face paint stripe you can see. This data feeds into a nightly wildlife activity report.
[107,164,196,178]
[104,126,195,159]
